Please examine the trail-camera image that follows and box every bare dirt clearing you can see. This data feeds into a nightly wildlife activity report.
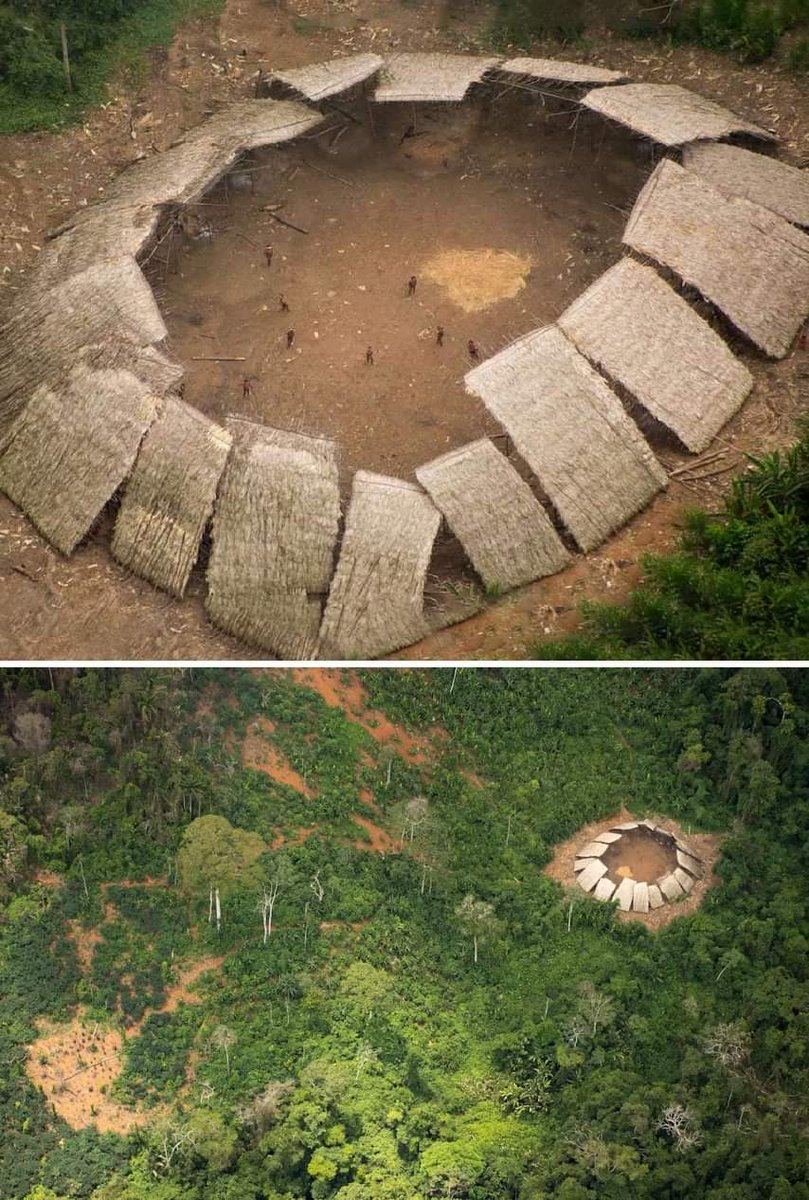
[545,807,723,930]
[155,94,640,485]
[2,0,809,658]
[27,956,223,1133]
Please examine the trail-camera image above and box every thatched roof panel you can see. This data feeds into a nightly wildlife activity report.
[558,257,753,452]
[624,158,809,357]
[268,54,384,100]
[111,398,232,597]
[582,83,774,146]
[465,326,666,552]
[206,420,340,658]
[497,56,627,85]
[0,257,167,435]
[683,141,809,228]
[0,365,158,555]
[374,53,501,102]
[37,100,323,285]
[318,471,441,658]
[415,438,570,589]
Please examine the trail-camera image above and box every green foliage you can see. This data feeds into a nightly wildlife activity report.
[0,0,225,134]
[540,426,809,659]
[2,668,809,1198]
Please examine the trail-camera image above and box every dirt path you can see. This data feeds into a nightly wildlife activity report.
[288,667,435,762]
[2,0,808,659]
[242,716,316,794]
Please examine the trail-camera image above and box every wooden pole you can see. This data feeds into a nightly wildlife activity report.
[60,23,73,93]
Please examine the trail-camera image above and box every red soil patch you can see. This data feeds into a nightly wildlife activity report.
[544,809,723,931]
[32,869,63,887]
[358,787,380,813]
[350,813,398,853]
[242,717,315,796]
[271,826,318,851]
[158,955,224,1018]
[27,955,224,1133]
[319,920,370,932]
[287,668,432,765]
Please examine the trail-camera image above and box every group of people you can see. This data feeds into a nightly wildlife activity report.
[239,254,480,398]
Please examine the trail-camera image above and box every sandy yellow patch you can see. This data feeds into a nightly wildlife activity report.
[616,865,634,878]
[422,248,531,312]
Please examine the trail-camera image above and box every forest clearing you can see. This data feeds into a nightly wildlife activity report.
[2,0,809,658]
[2,666,808,1198]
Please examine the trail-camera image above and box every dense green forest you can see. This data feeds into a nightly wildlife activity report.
[1,0,808,134]
[544,420,809,660]
[1,666,808,1199]
[0,0,223,133]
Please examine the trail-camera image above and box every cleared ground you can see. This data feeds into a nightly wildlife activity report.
[1,0,808,657]
[154,94,644,486]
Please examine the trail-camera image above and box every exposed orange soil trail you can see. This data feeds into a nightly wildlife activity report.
[27,955,223,1134]
[242,716,315,795]
[33,869,64,887]
[350,813,399,853]
[288,668,432,764]
[271,826,318,851]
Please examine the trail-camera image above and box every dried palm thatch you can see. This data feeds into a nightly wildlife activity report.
[581,83,775,146]
[111,397,232,598]
[0,364,158,555]
[624,158,809,358]
[465,326,667,552]
[0,257,167,436]
[496,56,627,86]
[267,53,384,101]
[374,53,501,103]
[683,142,809,228]
[319,472,441,659]
[415,438,570,590]
[36,100,323,285]
[206,419,340,659]
[558,257,753,453]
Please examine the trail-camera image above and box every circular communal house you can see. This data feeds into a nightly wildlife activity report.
[2,54,808,658]
[574,819,705,913]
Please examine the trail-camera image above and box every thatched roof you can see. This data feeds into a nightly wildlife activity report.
[581,83,775,146]
[624,158,809,358]
[415,438,570,590]
[318,471,441,659]
[683,142,809,228]
[0,257,168,436]
[558,257,753,452]
[374,53,501,103]
[36,100,323,286]
[111,397,232,598]
[465,326,667,552]
[205,419,340,659]
[0,364,158,555]
[497,56,627,86]
[267,54,384,101]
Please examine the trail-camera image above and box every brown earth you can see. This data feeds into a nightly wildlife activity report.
[242,715,316,794]
[287,667,435,761]
[601,828,676,882]
[155,92,644,489]
[26,955,223,1133]
[349,811,399,852]
[544,807,723,930]
[2,0,809,659]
